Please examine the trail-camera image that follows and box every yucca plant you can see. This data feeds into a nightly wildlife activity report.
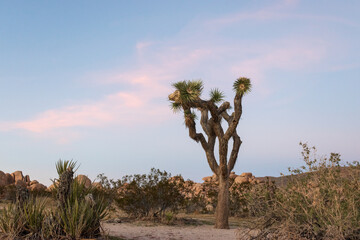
[54,160,109,239]
[169,77,252,229]
[21,197,47,238]
[55,159,78,177]
[0,203,25,238]
[59,197,107,239]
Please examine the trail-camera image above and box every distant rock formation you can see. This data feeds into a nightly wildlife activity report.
[75,175,92,188]
[0,170,47,192]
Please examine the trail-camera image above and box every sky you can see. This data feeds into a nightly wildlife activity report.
[0,0,359,186]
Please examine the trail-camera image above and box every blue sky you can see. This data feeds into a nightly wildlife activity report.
[0,0,359,185]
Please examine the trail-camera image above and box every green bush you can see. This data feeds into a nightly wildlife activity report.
[115,168,186,219]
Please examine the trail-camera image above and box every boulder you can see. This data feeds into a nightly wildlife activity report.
[28,183,47,192]
[211,174,218,181]
[202,176,212,182]
[234,176,250,185]
[229,172,238,179]
[75,175,92,188]
[47,184,56,192]
[6,173,14,184]
[255,178,264,184]
[92,182,102,189]
[12,171,24,182]
[0,171,7,187]
[30,180,39,186]
[24,175,30,183]
[240,172,253,178]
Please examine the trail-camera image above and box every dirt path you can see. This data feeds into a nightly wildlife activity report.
[103,222,238,240]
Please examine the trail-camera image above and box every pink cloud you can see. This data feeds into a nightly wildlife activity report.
[0,35,328,136]
[0,1,336,142]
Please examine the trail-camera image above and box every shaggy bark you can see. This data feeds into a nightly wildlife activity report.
[57,168,74,209]
[215,174,230,228]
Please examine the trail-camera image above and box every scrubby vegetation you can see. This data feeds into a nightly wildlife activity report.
[0,143,359,239]
[0,160,108,239]
[115,168,187,219]
[238,143,360,240]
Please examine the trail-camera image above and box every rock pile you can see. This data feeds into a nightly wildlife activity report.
[201,172,265,186]
[0,170,47,192]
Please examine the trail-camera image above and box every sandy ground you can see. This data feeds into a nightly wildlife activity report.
[103,222,238,240]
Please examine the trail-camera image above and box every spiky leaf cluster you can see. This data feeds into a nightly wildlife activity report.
[56,159,79,177]
[171,80,203,104]
[170,102,182,113]
[210,88,225,103]
[233,77,252,95]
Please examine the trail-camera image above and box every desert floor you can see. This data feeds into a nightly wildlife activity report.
[102,214,247,240]
[103,222,238,240]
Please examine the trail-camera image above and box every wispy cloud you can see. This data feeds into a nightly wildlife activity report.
[0,0,335,142]
[208,0,356,27]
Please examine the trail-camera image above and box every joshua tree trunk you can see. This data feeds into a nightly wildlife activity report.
[169,78,251,229]
[215,173,230,228]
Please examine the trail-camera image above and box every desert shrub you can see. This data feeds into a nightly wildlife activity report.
[94,173,122,204]
[201,180,218,212]
[235,179,277,218]
[243,143,360,240]
[199,179,274,216]
[115,168,186,219]
[182,180,207,214]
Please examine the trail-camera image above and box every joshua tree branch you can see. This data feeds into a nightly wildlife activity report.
[224,94,243,141]
[227,131,242,174]
[186,117,208,149]
[221,111,232,122]
[217,101,230,115]
[200,109,211,136]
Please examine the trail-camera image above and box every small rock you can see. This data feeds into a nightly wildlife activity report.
[205,204,214,212]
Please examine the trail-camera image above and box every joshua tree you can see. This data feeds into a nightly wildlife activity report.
[168,77,251,229]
